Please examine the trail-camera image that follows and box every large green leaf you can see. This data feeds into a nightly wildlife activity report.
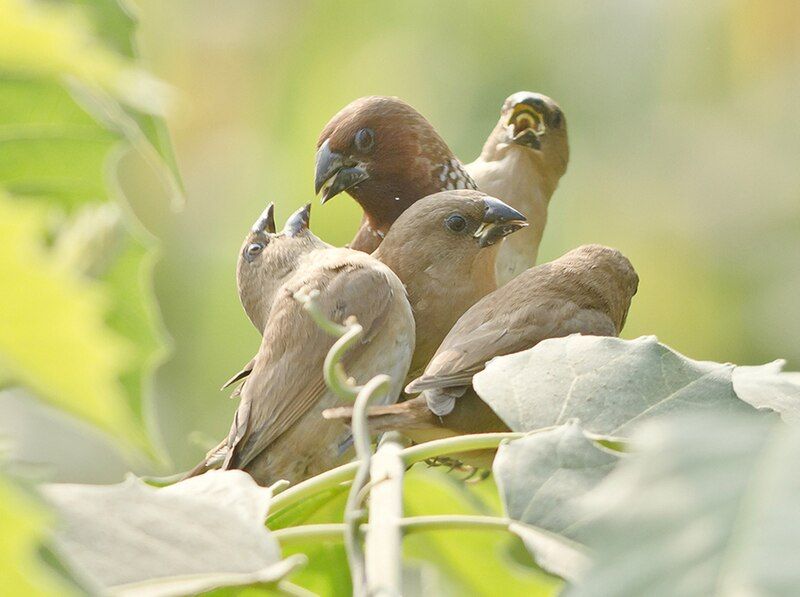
[42,471,304,595]
[0,0,181,455]
[473,335,756,436]
[566,412,796,597]
[732,360,800,424]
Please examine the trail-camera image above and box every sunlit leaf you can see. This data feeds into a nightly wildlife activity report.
[0,193,143,447]
[0,475,71,596]
[474,335,756,436]
[42,471,303,595]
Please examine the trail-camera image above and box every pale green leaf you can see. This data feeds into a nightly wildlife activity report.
[42,471,303,595]
[473,335,755,436]
[567,412,795,597]
[733,360,800,424]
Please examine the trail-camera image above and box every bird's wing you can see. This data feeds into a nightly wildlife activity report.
[408,297,617,395]
[224,260,400,470]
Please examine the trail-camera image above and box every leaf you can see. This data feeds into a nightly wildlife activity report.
[733,360,800,424]
[0,474,71,596]
[495,422,622,536]
[566,411,797,597]
[42,470,303,595]
[0,193,144,447]
[508,523,590,585]
[473,335,756,437]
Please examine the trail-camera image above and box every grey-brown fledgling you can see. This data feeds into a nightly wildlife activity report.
[324,245,638,443]
[190,224,415,486]
[372,190,527,380]
[467,92,569,285]
[315,96,478,253]
[223,203,327,392]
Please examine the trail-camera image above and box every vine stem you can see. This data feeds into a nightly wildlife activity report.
[273,515,513,547]
[267,431,529,523]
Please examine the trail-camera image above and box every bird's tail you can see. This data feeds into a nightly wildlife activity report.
[322,396,438,433]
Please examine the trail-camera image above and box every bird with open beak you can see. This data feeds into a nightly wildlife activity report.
[315,96,478,253]
[188,207,415,485]
[467,92,569,285]
[324,245,639,451]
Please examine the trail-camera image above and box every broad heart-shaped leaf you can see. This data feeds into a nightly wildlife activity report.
[495,422,622,536]
[494,422,618,582]
[42,471,304,596]
[473,335,755,437]
[565,411,797,597]
[733,360,800,424]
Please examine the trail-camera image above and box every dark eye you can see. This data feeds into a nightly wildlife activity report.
[354,128,375,152]
[445,214,467,233]
[244,242,265,261]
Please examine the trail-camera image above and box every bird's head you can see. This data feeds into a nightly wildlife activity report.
[481,91,569,178]
[237,203,326,332]
[315,96,473,231]
[375,190,527,279]
[562,244,639,332]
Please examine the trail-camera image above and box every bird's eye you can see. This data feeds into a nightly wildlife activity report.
[445,214,467,233]
[246,242,265,257]
[354,128,375,152]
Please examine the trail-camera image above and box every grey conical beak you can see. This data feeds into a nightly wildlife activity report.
[474,197,528,248]
[283,203,311,237]
[252,203,276,234]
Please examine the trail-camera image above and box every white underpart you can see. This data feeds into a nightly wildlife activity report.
[467,147,550,285]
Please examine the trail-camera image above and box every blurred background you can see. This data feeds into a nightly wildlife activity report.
[7,0,799,479]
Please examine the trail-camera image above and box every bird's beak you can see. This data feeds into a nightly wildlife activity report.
[283,203,311,237]
[505,99,545,150]
[314,139,369,203]
[251,202,276,234]
[474,197,528,247]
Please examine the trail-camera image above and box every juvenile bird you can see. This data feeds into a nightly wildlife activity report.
[371,190,527,379]
[223,203,326,392]
[189,210,415,485]
[324,245,638,443]
[466,92,569,285]
[315,96,477,253]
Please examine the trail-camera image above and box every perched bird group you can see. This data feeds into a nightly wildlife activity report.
[188,92,638,485]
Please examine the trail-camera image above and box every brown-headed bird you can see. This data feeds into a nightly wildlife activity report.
[315,96,478,253]
[324,245,638,443]
[189,212,415,485]
[466,92,569,285]
[372,190,527,380]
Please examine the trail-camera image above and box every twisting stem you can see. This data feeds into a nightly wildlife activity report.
[344,375,391,595]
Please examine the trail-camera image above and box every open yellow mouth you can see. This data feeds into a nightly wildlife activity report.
[507,105,545,139]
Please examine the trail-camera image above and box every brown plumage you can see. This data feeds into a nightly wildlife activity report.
[371,190,527,380]
[189,215,415,486]
[324,244,638,440]
[467,92,570,285]
[315,96,477,252]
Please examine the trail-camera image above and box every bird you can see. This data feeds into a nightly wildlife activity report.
[324,245,639,446]
[314,96,478,253]
[466,92,569,285]
[188,209,416,485]
[222,202,327,393]
[371,190,527,380]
